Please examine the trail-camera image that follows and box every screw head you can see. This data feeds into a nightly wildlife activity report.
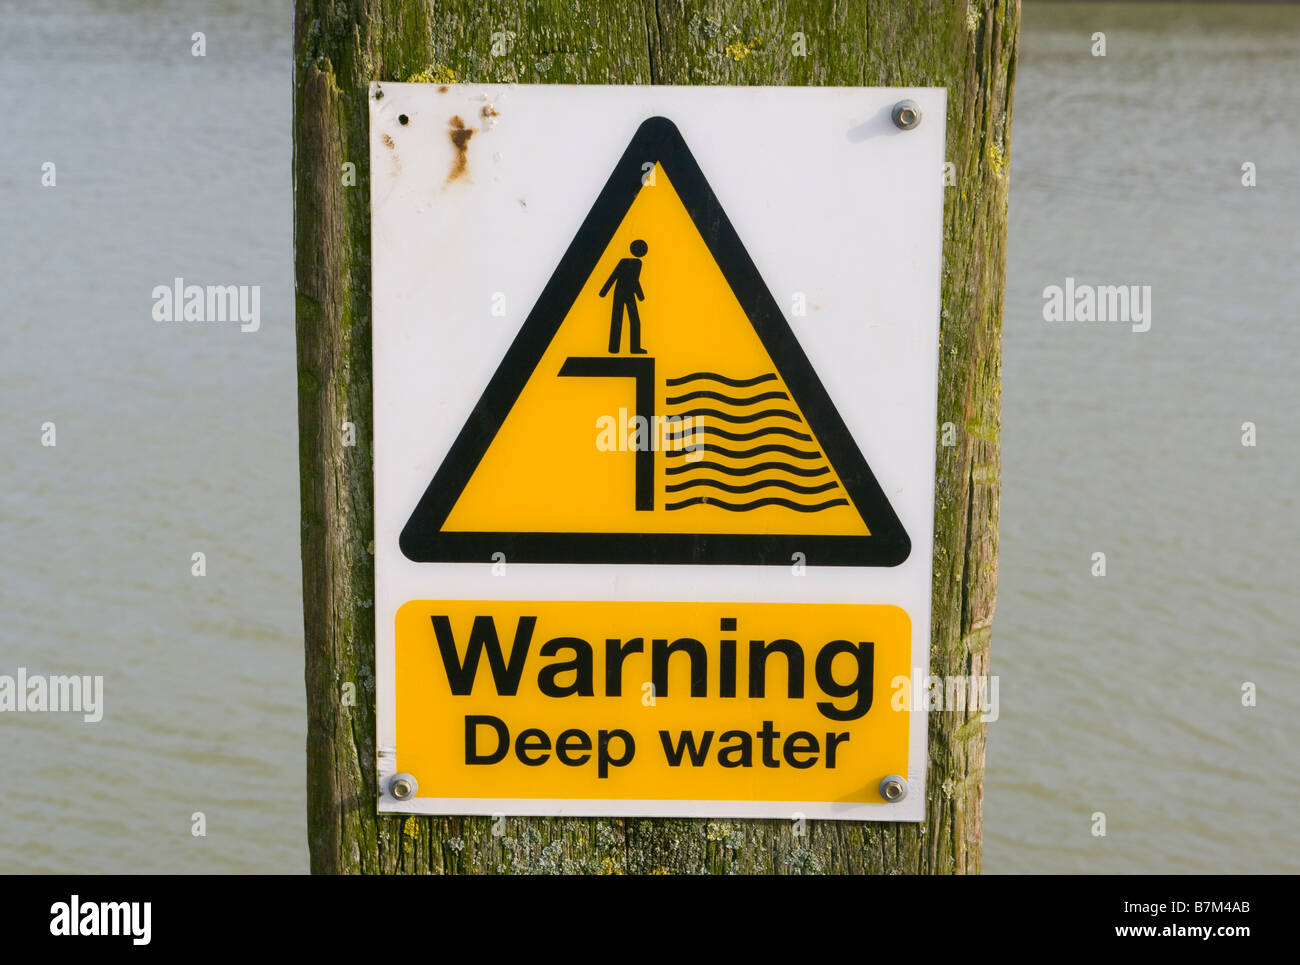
[389,773,418,801]
[891,100,921,131]
[879,775,908,802]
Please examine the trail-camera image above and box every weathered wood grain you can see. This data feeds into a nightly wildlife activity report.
[294,0,1017,874]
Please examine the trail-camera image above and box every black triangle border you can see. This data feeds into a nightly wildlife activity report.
[398,116,911,567]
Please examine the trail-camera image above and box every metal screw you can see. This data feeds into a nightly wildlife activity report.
[891,100,921,131]
[389,773,418,800]
[879,775,908,802]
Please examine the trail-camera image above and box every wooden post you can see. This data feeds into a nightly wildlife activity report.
[294,0,1017,874]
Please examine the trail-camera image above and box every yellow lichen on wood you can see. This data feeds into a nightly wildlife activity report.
[407,63,456,83]
[724,38,760,61]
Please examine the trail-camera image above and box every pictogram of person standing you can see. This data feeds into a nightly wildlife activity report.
[599,239,648,354]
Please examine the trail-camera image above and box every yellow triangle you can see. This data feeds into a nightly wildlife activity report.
[442,166,869,537]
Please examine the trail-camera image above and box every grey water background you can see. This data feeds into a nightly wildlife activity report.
[0,1,1296,874]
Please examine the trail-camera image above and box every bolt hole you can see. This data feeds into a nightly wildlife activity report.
[398,114,409,126]
[374,89,384,100]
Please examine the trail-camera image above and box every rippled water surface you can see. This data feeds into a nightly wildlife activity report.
[1,1,1296,873]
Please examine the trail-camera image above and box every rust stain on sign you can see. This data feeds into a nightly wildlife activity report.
[447,115,474,182]
[380,132,400,175]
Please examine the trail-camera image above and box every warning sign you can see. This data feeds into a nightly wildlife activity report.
[370,84,946,821]
[400,116,909,566]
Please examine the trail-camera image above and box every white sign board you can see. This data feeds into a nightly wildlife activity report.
[370,84,945,821]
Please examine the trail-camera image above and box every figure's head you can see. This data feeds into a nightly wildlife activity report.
[630,239,648,257]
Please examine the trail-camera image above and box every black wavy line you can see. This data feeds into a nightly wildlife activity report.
[664,372,777,388]
[664,389,790,406]
[665,461,829,478]
[663,425,814,443]
[665,496,850,512]
[665,479,841,495]
[664,443,820,460]
[667,407,802,424]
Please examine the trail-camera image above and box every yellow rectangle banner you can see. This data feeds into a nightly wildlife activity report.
[395,600,910,805]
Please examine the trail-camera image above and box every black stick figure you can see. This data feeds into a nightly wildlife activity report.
[599,239,648,354]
